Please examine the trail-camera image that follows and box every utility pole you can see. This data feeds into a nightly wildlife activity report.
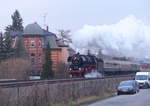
[43,13,48,28]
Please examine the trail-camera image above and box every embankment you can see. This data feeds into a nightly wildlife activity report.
[0,76,132,106]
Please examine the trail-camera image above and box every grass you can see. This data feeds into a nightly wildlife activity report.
[50,92,115,106]
[76,93,115,106]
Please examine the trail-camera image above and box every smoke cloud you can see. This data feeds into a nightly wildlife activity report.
[72,15,150,58]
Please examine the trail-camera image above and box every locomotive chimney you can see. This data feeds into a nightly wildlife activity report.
[87,49,91,55]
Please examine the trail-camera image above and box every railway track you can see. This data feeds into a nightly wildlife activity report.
[0,75,134,88]
[0,78,88,88]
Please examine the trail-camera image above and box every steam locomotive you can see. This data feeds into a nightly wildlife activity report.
[67,53,140,77]
[67,53,103,77]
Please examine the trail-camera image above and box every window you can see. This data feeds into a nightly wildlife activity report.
[24,40,28,48]
[31,53,35,64]
[38,57,41,63]
[31,40,35,47]
[39,40,42,47]
[24,40,27,45]
[31,58,35,64]
[31,53,35,56]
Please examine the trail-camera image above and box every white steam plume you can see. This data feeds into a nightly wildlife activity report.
[72,15,150,58]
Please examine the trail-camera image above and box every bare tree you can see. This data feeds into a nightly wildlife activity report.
[0,58,31,79]
[57,29,72,43]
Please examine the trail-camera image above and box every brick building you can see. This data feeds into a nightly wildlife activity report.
[13,22,72,75]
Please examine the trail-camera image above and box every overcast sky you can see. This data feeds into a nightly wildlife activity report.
[0,0,149,33]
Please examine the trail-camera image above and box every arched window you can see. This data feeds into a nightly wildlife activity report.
[39,40,42,48]
[31,40,35,47]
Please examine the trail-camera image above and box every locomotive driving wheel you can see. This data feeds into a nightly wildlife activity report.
[81,72,85,78]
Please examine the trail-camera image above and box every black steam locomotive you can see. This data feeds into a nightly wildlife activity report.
[67,53,103,77]
[67,53,140,78]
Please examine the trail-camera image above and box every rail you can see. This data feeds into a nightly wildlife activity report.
[0,75,134,88]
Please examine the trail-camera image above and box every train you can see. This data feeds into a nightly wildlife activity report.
[67,53,140,77]
[103,58,140,76]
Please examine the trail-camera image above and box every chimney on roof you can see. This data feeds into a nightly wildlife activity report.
[46,26,49,31]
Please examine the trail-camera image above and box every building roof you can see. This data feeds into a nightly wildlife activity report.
[9,31,23,37]
[45,35,60,49]
[13,22,69,49]
[43,29,56,37]
[68,48,76,52]
[23,22,44,35]
[56,39,69,47]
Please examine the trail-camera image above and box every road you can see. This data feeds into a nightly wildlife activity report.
[87,89,150,106]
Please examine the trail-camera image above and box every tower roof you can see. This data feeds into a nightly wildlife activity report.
[23,22,44,35]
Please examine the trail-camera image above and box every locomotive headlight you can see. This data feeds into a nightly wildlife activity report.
[69,68,72,71]
[79,68,82,70]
